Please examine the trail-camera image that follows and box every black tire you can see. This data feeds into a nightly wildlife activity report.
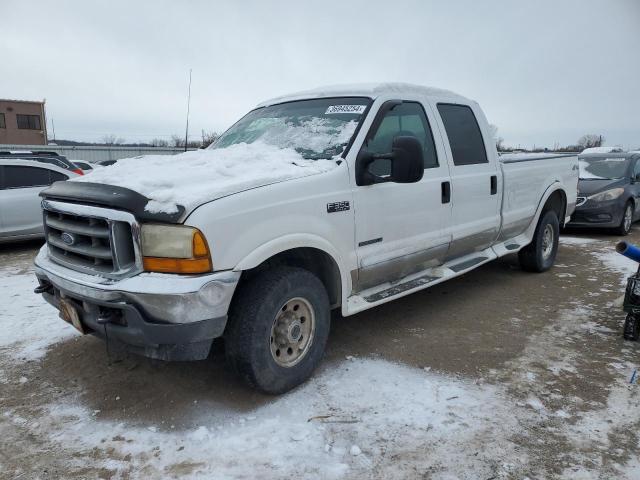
[224,266,330,394]
[519,210,560,272]
[613,201,633,236]
[623,313,640,341]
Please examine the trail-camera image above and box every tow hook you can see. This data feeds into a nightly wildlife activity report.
[97,308,126,326]
[34,281,53,295]
[97,311,115,325]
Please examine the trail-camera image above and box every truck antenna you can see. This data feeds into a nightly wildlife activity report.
[184,68,192,152]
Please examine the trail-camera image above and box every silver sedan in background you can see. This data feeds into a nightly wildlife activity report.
[0,159,79,243]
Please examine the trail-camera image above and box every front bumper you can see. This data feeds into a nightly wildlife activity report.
[34,247,240,360]
[567,201,623,228]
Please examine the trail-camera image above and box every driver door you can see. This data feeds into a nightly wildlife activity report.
[352,100,452,292]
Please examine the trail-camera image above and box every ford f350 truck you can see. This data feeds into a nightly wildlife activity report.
[34,83,578,394]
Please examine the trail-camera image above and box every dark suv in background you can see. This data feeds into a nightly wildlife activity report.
[569,151,640,235]
[0,151,84,175]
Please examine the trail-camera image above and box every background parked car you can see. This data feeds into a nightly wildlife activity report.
[0,151,84,175]
[98,159,117,166]
[0,159,79,243]
[569,151,640,235]
[70,160,94,172]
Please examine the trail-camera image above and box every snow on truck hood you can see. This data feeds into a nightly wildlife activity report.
[73,142,338,214]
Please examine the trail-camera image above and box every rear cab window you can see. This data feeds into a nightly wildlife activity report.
[437,103,488,166]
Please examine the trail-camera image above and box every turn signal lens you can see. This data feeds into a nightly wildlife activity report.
[193,231,209,257]
[143,256,212,274]
[141,224,212,274]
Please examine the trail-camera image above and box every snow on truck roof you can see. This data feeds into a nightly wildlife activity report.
[257,82,471,107]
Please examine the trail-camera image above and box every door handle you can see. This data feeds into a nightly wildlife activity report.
[490,175,497,195]
[441,181,451,204]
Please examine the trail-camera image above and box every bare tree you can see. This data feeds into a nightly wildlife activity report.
[150,138,169,147]
[170,134,185,148]
[201,130,219,148]
[577,134,605,149]
[489,124,505,151]
[102,134,125,145]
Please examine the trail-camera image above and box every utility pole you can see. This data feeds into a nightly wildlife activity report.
[51,118,56,142]
[184,69,192,152]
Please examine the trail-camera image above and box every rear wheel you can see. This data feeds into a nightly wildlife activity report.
[614,202,633,236]
[519,210,559,272]
[224,266,331,394]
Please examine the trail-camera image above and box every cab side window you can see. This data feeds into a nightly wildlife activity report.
[437,103,488,166]
[1,166,67,189]
[364,102,438,176]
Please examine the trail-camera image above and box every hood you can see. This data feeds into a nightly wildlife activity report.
[577,177,626,196]
[71,142,339,218]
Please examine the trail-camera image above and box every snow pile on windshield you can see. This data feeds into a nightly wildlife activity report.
[578,159,605,179]
[74,142,338,214]
[251,118,357,156]
[579,157,627,180]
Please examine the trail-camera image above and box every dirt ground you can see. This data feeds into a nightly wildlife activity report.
[2,229,640,479]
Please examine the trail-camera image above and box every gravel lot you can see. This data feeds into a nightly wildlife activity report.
[2,230,640,479]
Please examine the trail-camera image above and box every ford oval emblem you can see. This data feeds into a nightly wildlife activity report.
[61,232,77,246]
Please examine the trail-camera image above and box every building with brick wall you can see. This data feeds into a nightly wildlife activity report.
[0,99,48,145]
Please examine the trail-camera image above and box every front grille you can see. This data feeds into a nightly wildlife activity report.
[43,202,140,278]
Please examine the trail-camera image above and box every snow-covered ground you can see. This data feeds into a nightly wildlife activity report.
[4,359,530,479]
[2,233,640,478]
[0,263,76,361]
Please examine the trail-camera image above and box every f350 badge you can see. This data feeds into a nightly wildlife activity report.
[327,201,350,213]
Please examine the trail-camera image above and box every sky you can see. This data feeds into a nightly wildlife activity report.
[1,0,639,149]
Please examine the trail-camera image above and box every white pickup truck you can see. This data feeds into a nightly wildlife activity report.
[34,83,578,393]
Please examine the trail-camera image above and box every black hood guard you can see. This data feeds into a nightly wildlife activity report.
[40,181,185,223]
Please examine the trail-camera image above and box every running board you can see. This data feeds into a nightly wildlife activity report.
[346,248,497,316]
[449,256,488,272]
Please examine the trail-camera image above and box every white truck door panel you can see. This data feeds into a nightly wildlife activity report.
[434,102,500,260]
[352,100,452,291]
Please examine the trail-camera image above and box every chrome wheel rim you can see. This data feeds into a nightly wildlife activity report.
[542,224,554,260]
[624,206,633,232]
[270,297,315,368]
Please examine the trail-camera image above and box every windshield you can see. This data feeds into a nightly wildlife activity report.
[211,97,371,159]
[578,156,630,180]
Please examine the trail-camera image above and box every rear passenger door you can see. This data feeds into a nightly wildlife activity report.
[0,165,68,239]
[435,103,500,260]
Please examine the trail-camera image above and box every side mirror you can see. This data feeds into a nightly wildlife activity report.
[355,136,424,186]
[390,136,424,183]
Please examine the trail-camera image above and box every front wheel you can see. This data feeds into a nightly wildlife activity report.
[224,266,331,394]
[614,202,633,236]
[519,210,560,272]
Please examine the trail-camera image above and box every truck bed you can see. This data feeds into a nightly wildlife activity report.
[498,153,579,243]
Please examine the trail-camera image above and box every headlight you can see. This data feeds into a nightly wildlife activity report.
[141,224,212,274]
[588,188,624,203]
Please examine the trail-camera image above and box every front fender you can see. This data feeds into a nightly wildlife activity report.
[233,233,352,306]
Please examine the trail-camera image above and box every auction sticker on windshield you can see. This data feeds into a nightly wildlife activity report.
[325,105,367,114]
